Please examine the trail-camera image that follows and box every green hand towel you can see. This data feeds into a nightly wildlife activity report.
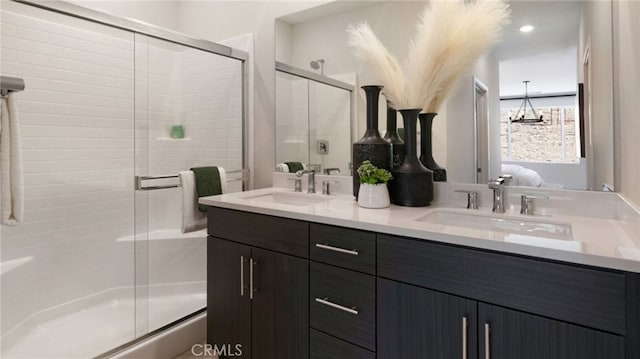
[190,166,222,212]
[285,162,304,173]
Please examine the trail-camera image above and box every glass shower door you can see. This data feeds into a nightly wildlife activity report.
[134,34,244,334]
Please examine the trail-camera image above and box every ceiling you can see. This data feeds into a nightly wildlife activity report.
[492,0,583,61]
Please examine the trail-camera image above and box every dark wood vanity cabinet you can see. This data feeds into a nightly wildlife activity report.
[207,207,638,359]
[207,208,309,359]
[478,303,624,359]
[378,278,478,359]
[377,234,628,359]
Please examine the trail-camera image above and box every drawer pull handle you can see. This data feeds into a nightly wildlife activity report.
[462,316,468,359]
[484,323,491,359]
[315,243,359,256]
[315,297,359,315]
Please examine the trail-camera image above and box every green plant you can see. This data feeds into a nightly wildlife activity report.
[357,160,393,184]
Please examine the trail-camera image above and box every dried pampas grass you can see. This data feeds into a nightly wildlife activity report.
[347,0,510,112]
[346,23,408,109]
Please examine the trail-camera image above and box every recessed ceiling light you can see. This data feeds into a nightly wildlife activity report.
[520,25,534,33]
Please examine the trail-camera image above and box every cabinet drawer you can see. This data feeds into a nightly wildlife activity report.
[378,234,626,334]
[207,207,308,258]
[310,262,376,351]
[310,329,375,359]
[310,223,375,274]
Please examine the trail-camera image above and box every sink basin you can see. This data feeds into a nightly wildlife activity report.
[417,209,573,241]
[242,191,332,207]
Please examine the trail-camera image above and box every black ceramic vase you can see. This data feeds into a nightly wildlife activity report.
[383,101,405,168]
[352,85,392,198]
[390,109,433,206]
[419,112,447,182]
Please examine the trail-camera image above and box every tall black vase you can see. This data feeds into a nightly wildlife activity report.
[419,112,447,181]
[390,109,433,207]
[383,101,405,168]
[352,85,392,198]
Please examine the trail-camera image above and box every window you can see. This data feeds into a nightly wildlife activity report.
[500,96,579,163]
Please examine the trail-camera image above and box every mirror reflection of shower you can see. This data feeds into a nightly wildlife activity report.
[309,58,325,75]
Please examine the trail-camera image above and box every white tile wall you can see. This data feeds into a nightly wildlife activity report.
[1,7,136,339]
[0,3,246,347]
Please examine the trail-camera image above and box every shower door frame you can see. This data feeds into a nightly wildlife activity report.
[9,0,250,353]
[14,0,249,184]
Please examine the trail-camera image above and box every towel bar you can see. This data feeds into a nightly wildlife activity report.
[0,75,25,96]
[135,169,249,191]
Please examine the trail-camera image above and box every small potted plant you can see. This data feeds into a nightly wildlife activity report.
[356,160,393,208]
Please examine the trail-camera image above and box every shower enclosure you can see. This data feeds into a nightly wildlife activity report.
[0,1,247,358]
[275,62,354,175]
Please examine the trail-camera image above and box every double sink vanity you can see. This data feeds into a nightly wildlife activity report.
[200,176,640,359]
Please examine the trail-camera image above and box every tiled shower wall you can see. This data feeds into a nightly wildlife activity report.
[1,5,136,336]
[1,2,244,339]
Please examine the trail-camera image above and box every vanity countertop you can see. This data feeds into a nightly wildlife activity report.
[200,187,640,273]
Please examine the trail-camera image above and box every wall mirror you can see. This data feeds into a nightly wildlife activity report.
[275,0,614,191]
[275,62,354,175]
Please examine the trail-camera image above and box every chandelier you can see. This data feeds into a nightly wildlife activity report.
[509,80,543,123]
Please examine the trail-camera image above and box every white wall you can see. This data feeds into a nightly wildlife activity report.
[580,0,614,191]
[613,1,640,206]
[446,53,501,184]
[68,0,181,30]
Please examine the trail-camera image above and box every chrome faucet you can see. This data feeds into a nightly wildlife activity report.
[520,194,534,215]
[296,169,316,194]
[488,178,506,213]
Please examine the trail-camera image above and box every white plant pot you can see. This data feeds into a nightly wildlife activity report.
[357,183,391,209]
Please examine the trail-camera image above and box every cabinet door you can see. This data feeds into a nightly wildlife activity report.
[378,278,477,359]
[479,303,624,359]
[208,237,252,358]
[251,247,309,359]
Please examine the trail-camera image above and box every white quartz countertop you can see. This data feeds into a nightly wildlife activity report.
[200,187,640,273]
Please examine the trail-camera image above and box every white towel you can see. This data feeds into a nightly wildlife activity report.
[179,167,227,233]
[1,94,24,225]
[275,163,290,173]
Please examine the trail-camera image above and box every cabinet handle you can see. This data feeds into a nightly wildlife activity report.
[314,297,359,315]
[462,316,468,359]
[484,323,491,359]
[240,256,244,297]
[249,258,256,300]
[315,243,359,256]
